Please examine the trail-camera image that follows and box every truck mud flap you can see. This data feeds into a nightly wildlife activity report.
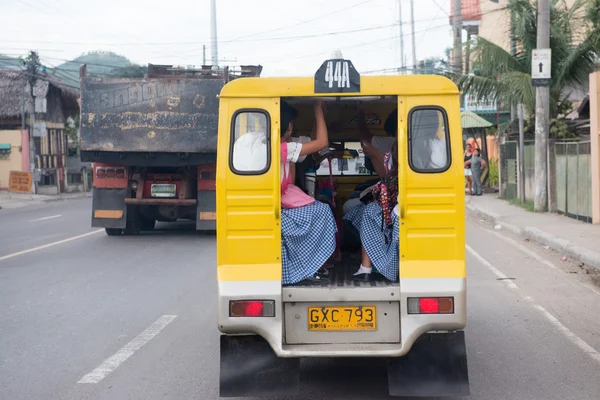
[196,190,216,231]
[92,188,127,229]
[220,335,299,398]
[387,331,469,397]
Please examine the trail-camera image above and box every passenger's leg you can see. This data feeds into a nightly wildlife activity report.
[343,198,362,214]
[353,246,373,276]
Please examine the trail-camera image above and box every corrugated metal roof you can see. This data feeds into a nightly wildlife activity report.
[462,110,493,129]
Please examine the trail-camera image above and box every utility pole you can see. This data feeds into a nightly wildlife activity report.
[452,0,463,75]
[409,0,417,71]
[203,45,207,66]
[518,103,525,202]
[210,0,218,68]
[24,51,40,194]
[510,11,517,122]
[398,0,405,72]
[534,0,550,212]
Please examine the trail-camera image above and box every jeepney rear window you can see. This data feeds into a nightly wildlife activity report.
[230,110,270,175]
[408,107,451,173]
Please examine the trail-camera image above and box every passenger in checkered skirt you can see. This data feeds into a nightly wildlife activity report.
[356,203,399,281]
[343,151,399,282]
[280,100,337,285]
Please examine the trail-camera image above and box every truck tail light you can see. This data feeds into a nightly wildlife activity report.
[96,167,126,179]
[407,297,454,314]
[229,300,275,317]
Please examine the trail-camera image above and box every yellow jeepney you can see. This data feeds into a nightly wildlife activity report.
[216,59,468,398]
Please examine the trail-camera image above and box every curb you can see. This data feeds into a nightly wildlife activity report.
[466,203,600,273]
[42,193,92,203]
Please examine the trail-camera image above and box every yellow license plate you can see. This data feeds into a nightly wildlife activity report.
[307,306,377,331]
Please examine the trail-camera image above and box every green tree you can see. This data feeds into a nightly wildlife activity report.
[453,0,600,120]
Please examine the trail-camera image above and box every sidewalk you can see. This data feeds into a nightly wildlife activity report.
[0,190,92,211]
[467,194,600,272]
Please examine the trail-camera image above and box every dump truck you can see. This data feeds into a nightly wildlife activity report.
[79,63,262,235]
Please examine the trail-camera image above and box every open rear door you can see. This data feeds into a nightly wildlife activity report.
[217,97,282,283]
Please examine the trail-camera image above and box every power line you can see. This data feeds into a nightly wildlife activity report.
[228,0,374,41]
[13,0,53,17]
[2,23,401,48]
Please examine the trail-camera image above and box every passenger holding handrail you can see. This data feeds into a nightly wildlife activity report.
[342,105,398,214]
[280,100,337,285]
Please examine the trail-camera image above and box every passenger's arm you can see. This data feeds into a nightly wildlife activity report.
[357,105,373,143]
[362,140,387,178]
[299,101,329,156]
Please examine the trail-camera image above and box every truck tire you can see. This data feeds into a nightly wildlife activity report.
[123,206,142,235]
[141,217,156,231]
[105,228,123,236]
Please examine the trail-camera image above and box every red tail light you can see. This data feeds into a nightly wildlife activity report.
[96,168,106,178]
[115,168,125,179]
[229,300,275,317]
[408,297,454,314]
[419,298,440,314]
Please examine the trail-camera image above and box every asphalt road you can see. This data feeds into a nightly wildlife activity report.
[1,198,600,400]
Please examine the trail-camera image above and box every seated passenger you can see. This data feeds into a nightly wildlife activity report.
[280,101,337,285]
[343,106,398,214]
[344,148,399,281]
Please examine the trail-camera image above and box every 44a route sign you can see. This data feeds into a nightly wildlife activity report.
[531,48,551,87]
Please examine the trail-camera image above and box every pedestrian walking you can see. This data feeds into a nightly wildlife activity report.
[470,148,486,196]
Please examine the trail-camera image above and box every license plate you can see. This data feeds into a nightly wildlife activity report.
[151,184,176,197]
[308,306,377,331]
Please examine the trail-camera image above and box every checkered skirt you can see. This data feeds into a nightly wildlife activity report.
[281,201,337,285]
[344,202,400,282]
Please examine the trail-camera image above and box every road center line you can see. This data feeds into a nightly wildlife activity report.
[29,214,62,222]
[78,315,178,384]
[0,230,104,262]
[467,245,600,365]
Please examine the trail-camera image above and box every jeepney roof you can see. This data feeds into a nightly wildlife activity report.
[219,74,460,98]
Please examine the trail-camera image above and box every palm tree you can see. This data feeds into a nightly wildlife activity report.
[453,0,600,120]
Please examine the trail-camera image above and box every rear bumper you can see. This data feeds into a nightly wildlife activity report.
[217,277,466,358]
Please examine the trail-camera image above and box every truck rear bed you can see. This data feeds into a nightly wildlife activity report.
[79,64,262,166]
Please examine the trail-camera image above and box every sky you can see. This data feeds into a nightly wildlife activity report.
[1,0,454,77]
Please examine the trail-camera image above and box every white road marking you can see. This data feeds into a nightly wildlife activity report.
[0,230,103,262]
[533,303,600,363]
[467,245,519,290]
[467,245,600,365]
[29,214,62,222]
[78,315,178,384]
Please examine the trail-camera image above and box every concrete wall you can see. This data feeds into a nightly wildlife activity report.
[0,130,25,190]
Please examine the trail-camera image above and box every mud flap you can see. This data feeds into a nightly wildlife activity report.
[387,331,469,397]
[91,188,127,229]
[219,335,299,398]
[196,190,216,231]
